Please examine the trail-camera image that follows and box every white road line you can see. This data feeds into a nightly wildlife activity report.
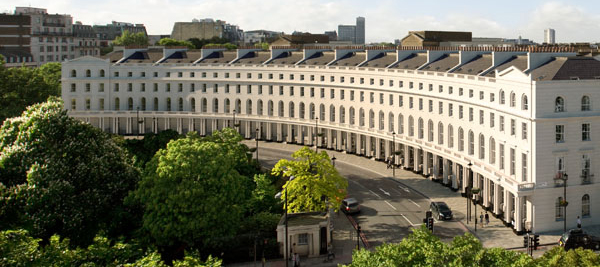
[384,200,397,210]
[379,188,391,196]
[398,185,410,192]
[409,199,421,207]
[368,189,382,199]
[401,214,415,226]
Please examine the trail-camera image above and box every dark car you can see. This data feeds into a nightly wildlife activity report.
[559,229,600,250]
[429,201,453,220]
[341,198,360,214]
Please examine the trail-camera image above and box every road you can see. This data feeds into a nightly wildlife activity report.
[257,145,467,247]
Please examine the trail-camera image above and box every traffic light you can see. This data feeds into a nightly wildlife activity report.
[427,217,434,232]
[523,235,529,248]
[533,235,540,250]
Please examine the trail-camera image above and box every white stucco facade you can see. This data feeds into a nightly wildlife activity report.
[61,46,600,234]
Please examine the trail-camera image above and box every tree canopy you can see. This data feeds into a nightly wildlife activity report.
[187,37,230,49]
[130,129,251,251]
[0,58,61,122]
[271,147,347,212]
[112,30,148,46]
[157,38,195,49]
[0,98,139,246]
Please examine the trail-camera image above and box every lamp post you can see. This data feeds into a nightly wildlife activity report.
[467,162,473,224]
[356,224,361,249]
[255,128,259,162]
[472,187,480,232]
[232,110,240,132]
[315,117,320,152]
[331,156,337,167]
[275,175,296,267]
[136,107,144,136]
[392,132,396,178]
[559,173,569,233]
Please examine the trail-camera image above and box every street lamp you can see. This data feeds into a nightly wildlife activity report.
[275,175,296,267]
[315,117,321,152]
[331,156,337,167]
[558,173,569,233]
[136,107,144,136]
[356,224,361,249]
[472,187,480,232]
[392,132,396,178]
[232,110,240,132]
[466,162,473,224]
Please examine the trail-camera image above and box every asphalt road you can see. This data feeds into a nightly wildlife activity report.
[257,145,467,247]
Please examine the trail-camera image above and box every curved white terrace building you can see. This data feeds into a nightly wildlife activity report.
[62,45,600,234]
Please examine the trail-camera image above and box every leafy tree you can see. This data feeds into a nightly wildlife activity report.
[188,37,230,49]
[203,43,237,50]
[246,174,280,214]
[271,147,347,213]
[0,99,139,246]
[157,38,195,49]
[130,130,249,256]
[112,30,148,46]
[536,246,599,266]
[0,59,61,122]
[120,129,182,168]
[255,42,269,50]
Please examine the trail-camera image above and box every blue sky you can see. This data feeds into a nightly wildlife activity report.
[2,0,599,43]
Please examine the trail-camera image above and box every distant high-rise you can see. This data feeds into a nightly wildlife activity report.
[337,16,365,44]
[355,17,365,44]
[544,28,555,44]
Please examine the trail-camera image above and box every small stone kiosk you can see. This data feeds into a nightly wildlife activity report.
[276,211,331,259]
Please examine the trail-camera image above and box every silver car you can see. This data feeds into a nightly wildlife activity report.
[341,198,360,214]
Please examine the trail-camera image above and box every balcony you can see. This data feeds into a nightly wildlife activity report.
[518,183,535,191]
[554,172,567,187]
[581,172,594,185]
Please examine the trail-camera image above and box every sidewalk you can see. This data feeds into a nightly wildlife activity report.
[243,141,567,250]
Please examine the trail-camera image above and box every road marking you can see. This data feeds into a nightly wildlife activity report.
[384,200,397,210]
[368,190,382,199]
[400,214,415,226]
[379,188,391,196]
[409,199,421,207]
[398,185,410,192]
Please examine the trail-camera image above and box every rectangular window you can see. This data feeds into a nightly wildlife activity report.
[379,93,383,104]
[178,72,183,78]
[321,76,325,82]
[214,84,218,93]
[298,233,308,245]
[269,85,273,95]
[214,72,219,78]
[300,74,305,80]
[289,74,294,80]
[321,88,325,98]
[556,125,565,143]
[360,92,365,102]
[469,108,473,121]
[428,84,433,91]
[479,110,484,124]
[99,98,104,110]
[419,98,423,110]
[141,83,146,92]
[225,73,230,78]
[247,85,251,94]
[522,123,528,140]
[247,73,252,79]
[279,86,284,95]
[459,106,463,119]
[389,94,393,105]
[370,92,374,103]
[330,76,335,82]
[128,72,133,77]
[114,83,119,92]
[310,75,315,81]
[490,93,495,102]
[511,119,516,136]
[399,96,403,107]
[439,85,443,93]
[490,113,495,127]
[409,97,414,109]
[290,87,294,96]
[154,83,159,92]
[499,144,505,170]
[114,71,119,77]
[166,72,171,77]
[99,83,104,92]
[459,88,463,96]
[331,89,335,99]
[128,83,133,92]
[399,81,404,88]
[350,77,355,83]
[178,83,183,92]
[479,91,484,100]
[155,72,159,77]
[439,102,443,114]
[300,87,305,97]
[202,84,207,93]
[360,78,364,84]
[258,73,263,79]
[258,85,263,94]
[582,123,591,141]
[279,74,284,80]
[522,153,528,182]
[190,83,195,92]
[190,72,194,78]
[370,78,374,85]
[350,91,355,101]
[236,73,240,78]
[341,90,345,100]
[166,83,171,92]
[469,89,474,98]
[500,116,505,132]
[449,103,453,117]
[510,148,516,175]
[428,100,433,112]
[237,85,241,94]
[70,83,76,92]
[449,86,453,94]
[310,87,315,97]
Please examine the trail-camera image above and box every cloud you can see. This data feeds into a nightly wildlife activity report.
[524,1,600,43]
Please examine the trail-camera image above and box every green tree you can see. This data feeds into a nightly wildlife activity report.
[188,37,229,49]
[203,43,237,50]
[157,38,195,49]
[271,147,347,213]
[536,246,599,266]
[130,130,249,255]
[0,99,139,246]
[112,30,148,46]
[255,42,270,50]
[0,59,61,122]
[246,174,280,214]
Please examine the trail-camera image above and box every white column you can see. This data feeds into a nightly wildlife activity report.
[337,130,343,150]
[297,125,304,144]
[515,196,523,232]
[504,191,512,224]
[423,152,430,176]
[384,140,391,160]
[375,138,382,160]
[403,144,409,167]
[483,178,490,208]
[326,129,333,149]
[365,136,372,157]
[286,124,293,143]
[413,147,419,172]
[266,123,273,141]
[276,123,283,142]
[494,183,502,215]
[307,126,313,146]
[356,134,363,155]
[177,118,182,134]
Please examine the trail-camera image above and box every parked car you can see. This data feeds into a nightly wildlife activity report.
[559,229,600,250]
[341,198,360,214]
[429,201,453,220]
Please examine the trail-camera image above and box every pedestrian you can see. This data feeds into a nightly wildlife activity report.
[577,216,582,228]
[294,253,300,267]
[485,212,490,226]
[479,212,484,228]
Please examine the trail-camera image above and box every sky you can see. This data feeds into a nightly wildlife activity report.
[2,0,600,43]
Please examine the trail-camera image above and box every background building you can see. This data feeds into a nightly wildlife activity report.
[270,33,329,46]
[93,21,147,47]
[544,28,556,44]
[337,17,365,44]
[171,18,243,44]
[401,31,472,47]
[324,31,337,42]
[243,30,281,45]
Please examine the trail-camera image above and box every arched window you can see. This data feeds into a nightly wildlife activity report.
[408,116,414,136]
[178,98,183,111]
[330,105,335,122]
[278,101,284,117]
[85,69,91,77]
[289,102,295,118]
[114,97,120,110]
[500,90,505,104]
[369,110,375,128]
[510,92,516,107]
[555,97,565,112]
[166,97,171,111]
[340,106,346,124]
[556,197,564,220]
[378,111,384,130]
[190,98,196,112]
[154,97,159,111]
[213,98,219,113]
[428,120,434,142]
[388,112,394,132]
[582,96,591,111]
[468,131,474,155]
[99,69,105,77]
[224,99,231,113]
[257,100,263,115]
[268,101,274,116]
[438,122,444,145]
[448,125,454,148]
[479,134,485,159]
[398,114,404,134]
[582,194,590,217]
[320,104,325,120]
[458,128,464,151]
[349,107,355,125]
[489,138,496,164]
[359,108,365,126]
[310,103,315,119]
[299,102,305,119]
[71,99,77,110]
[246,99,252,114]
[235,99,241,113]
[201,98,207,113]
[141,97,146,111]
[71,69,77,77]
[418,118,424,139]
[522,95,528,110]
